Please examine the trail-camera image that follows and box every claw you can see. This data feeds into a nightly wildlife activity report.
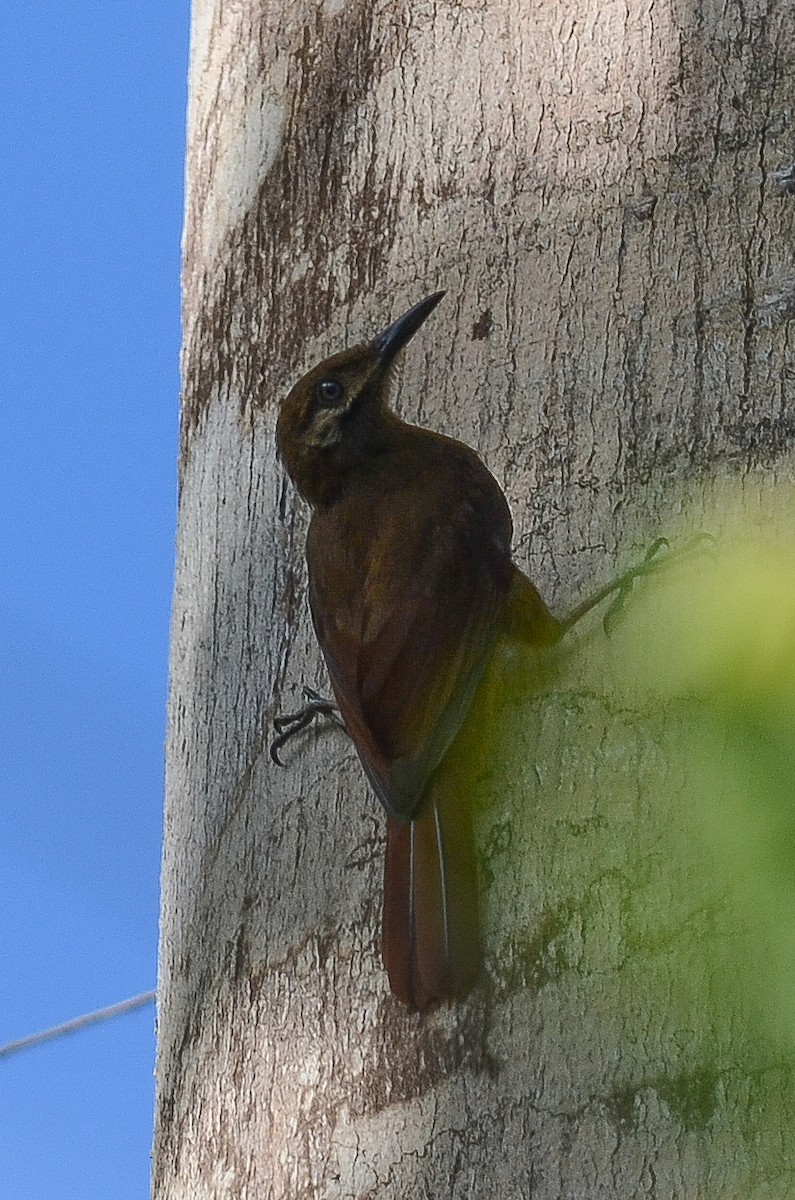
[270,687,345,765]
[563,533,714,636]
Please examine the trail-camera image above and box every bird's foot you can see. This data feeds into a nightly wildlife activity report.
[270,687,345,765]
[561,533,715,636]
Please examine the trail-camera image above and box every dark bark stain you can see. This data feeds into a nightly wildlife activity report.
[359,991,498,1115]
[154,956,214,1188]
[606,1068,721,1133]
[471,308,493,340]
[658,1070,721,1130]
[181,0,402,470]
[726,412,795,460]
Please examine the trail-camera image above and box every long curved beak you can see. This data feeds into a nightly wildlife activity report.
[373,291,446,367]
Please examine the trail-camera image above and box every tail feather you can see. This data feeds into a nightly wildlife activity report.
[382,780,479,1008]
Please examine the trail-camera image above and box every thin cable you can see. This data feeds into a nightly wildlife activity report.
[0,990,156,1060]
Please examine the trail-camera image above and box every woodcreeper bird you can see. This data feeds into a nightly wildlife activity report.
[275,292,565,1008]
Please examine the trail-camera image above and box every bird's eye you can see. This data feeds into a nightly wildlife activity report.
[317,379,345,406]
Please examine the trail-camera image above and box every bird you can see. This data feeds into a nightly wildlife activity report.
[275,291,565,1009]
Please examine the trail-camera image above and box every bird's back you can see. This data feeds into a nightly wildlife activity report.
[306,423,514,820]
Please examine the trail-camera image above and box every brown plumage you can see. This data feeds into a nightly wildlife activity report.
[276,292,560,1008]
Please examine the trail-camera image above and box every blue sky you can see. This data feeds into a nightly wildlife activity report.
[1,4,188,1195]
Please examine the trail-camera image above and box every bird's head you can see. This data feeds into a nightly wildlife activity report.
[277,291,445,506]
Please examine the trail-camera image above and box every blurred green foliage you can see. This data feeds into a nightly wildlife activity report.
[613,518,795,1051]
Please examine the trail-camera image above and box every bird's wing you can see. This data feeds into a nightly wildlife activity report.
[307,467,511,820]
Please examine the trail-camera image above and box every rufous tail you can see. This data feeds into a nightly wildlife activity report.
[382,780,479,1009]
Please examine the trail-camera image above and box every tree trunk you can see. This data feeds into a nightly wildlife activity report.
[155,0,795,1196]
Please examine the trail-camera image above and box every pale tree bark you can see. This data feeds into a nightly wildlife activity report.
[155,0,795,1196]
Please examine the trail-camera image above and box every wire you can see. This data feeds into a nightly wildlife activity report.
[0,990,156,1060]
